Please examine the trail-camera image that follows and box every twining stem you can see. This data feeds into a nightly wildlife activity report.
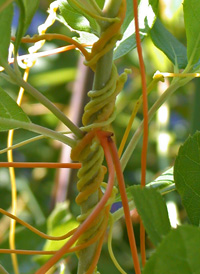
[76,2,124,272]
[35,132,115,274]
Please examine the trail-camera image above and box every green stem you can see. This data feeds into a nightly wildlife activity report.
[77,1,122,273]
[0,131,71,154]
[3,64,83,138]
[120,77,191,171]
[0,118,76,147]
[0,264,9,274]
[112,200,135,223]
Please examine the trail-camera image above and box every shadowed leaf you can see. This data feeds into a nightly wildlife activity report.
[174,131,200,226]
[130,186,171,246]
[143,225,200,274]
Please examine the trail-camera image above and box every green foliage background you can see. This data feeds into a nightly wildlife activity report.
[0,0,200,273]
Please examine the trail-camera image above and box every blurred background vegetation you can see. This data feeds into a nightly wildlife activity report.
[0,0,200,273]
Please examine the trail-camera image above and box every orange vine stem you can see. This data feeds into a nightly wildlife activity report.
[109,139,141,274]
[133,0,148,266]
[0,162,81,169]
[0,208,76,241]
[0,249,56,255]
[0,216,108,256]
[35,131,115,274]
[11,34,90,60]
[7,45,91,66]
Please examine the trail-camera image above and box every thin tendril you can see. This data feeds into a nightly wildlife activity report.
[7,68,29,274]
[0,208,77,241]
[108,215,127,274]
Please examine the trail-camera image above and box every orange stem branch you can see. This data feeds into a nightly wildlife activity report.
[0,162,81,169]
[133,0,148,266]
[109,140,141,274]
[11,34,90,59]
[7,45,91,66]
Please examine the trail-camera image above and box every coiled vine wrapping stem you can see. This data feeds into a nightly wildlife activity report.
[70,1,127,273]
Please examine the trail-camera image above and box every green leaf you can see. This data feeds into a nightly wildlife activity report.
[121,0,134,33]
[23,0,40,34]
[174,131,200,226]
[0,0,13,65]
[115,167,175,202]
[130,186,171,246]
[14,0,39,54]
[150,19,188,69]
[96,0,105,9]
[149,0,159,15]
[34,202,79,264]
[143,225,200,274]
[58,0,100,36]
[114,0,158,60]
[183,0,200,65]
[0,87,30,131]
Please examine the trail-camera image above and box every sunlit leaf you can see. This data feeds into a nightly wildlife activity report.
[0,0,13,65]
[183,0,200,65]
[114,0,158,60]
[150,19,188,69]
[143,225,200,274]
[130,186,171,246]
[58,0,100,36]
[0,87,30,131]
[174,131,200,226]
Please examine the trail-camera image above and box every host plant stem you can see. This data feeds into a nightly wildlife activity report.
[77,1,122,273]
